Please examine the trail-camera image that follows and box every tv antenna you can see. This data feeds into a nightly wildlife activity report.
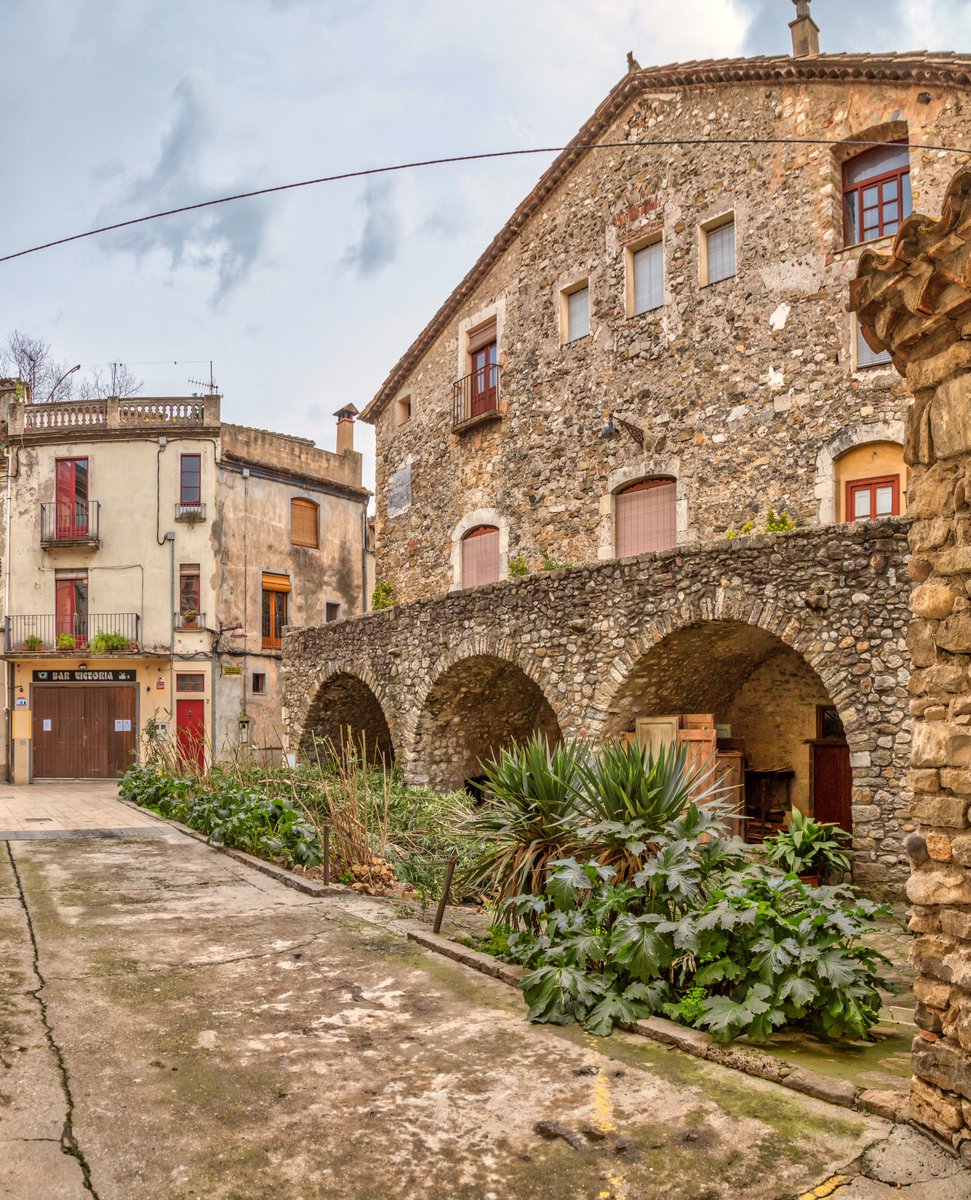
[187,361,218,395]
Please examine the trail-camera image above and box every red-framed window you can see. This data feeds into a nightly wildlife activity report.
[843,142,912,245]
[461,526,500,588]
[846,475,900,521]
[54,570,88,643]
[180,454,202,506]
[55,457,89,539]
[261,573,290,650]
[615,478,677,558]
[179,564,201,628]
[470,341,498,417]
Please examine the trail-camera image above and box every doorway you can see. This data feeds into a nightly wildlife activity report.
[32,685,136,778]
[176,697,206,773]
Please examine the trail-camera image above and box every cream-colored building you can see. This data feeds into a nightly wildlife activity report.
[1,392,368,782]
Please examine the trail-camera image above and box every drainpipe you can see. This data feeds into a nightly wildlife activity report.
[4,452,12,782]
[361,503,368,614]
[165,531,175,679]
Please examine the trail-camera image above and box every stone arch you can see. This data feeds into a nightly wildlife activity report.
[597,610,865,840]
[298,668,396,766]
[449,507,510,591]
[409,645,562,791]
[815,419,906,525]
[599,455,690,559]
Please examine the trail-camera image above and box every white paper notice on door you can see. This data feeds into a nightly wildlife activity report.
[43,719,52,731]
[114,719,132,732]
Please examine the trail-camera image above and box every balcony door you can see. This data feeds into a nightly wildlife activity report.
[55,458,89,539]
[55,572,88,643]
[470,341,497,416]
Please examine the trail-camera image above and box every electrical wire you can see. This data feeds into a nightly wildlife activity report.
[2,137,968,265]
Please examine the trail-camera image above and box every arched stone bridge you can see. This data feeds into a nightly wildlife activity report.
[283,517,911,898]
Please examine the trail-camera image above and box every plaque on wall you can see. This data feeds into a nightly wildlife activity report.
[33,669,136,683]
[387,460,412,518]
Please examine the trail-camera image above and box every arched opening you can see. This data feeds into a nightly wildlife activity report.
[614,477,677,557]
[605,620,853,841]
[412,655,561,792]
[835,440,908,521]
[299,672,394,766]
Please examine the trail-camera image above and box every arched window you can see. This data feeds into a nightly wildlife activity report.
[835,442,907,522]
[843,142,912,245]
[461,526,500,588]
[290,498,319,548]
[615,478,676,558]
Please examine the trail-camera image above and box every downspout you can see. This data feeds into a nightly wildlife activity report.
[5,447,17,782]
[361,502,368,614]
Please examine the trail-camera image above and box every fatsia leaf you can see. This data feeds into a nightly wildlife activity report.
[545,859,594,912]
[778,974,817,1009]
[610,914,668,981]
[694,957,745,986]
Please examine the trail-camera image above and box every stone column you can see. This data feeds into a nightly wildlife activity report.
[852,169,971,1157]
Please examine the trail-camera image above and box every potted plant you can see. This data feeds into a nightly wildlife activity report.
[21,635,43,652]
[56,633,77,652]
[762,808,852,886]
[89,632,130,655]
[181,608,199,630]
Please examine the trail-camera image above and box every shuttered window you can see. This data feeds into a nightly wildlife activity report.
[856,319,892,369]
[705,219,736,284]
[615,479,677,558]
[290,498,319,548]
[461,526,500,588]
[632,240,664,313]
[566,286,590,341]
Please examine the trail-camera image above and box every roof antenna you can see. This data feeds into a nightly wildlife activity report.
[187,360,218,395]
[790,0,820,58]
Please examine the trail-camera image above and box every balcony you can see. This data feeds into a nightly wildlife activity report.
[452,364,502,433]
[6,395,221,445]
[174,611,206,632]
[175,501,207,523]
[40,502,101,549]
[6,613,141,655]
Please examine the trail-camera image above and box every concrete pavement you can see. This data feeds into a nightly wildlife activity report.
[1,784,969,1199]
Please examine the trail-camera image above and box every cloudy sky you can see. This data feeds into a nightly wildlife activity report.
[1,0,969,490]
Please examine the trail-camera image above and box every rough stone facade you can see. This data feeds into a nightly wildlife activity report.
[362,54,971,604]
[284,519,911,899]
[853,168,971,1157]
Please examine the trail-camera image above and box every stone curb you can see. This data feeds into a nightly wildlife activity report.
[406,928,912,1124]
[116,799,348,898]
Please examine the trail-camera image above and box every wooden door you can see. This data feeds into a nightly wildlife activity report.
[176,698,206,773]
[470,342,497,415]
[812,742,852,834]
[635,715,680,757]
[32,686,136,778]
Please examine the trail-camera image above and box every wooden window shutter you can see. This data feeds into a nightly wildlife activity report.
[615,480,677,558]
[290,498,319,548]
[262,571,291,593]
[461,526,500,587]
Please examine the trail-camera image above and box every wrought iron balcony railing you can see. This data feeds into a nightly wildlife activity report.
[6,613,141,654]
[40,501,101,547]
[452,363,501,431]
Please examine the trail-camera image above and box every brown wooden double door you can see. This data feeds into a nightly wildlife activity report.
[32,685,137,779]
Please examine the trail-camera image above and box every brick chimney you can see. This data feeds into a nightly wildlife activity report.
[790,0,819,58]
[334,404,359,456]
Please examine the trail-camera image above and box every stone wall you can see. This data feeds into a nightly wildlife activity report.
[284,519,912,898]
[365,61,971,604]
[853,169,971,1157]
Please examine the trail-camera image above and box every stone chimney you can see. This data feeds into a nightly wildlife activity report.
[790,0,820,58]
[334,404,359,456]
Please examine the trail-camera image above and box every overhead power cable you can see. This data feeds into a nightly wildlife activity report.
[1,137,967,265]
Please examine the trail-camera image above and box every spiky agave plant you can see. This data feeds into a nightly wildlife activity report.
[464,733,584,919]
[574,739,736,881]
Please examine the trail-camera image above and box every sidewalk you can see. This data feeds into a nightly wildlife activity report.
[0,781,171,838]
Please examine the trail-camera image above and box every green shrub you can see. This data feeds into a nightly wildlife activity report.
[765,508,797,533]
[539,549,571,571]
[508,554,529,578]
[56,633,76,650]
[762,808,852,878]
[89,631,131,655]
[371,581,395,611]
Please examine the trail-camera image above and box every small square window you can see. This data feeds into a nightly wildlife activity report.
[176,673,206,693]
[563,284,590,343]
[325,602,342,623]
[702,215,736,286]
[251,672,267,695]
[395,395,412,426]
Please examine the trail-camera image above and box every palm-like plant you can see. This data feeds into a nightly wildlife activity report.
[762,808,852,880]
[575,739,734,880]
[465,734,583,916]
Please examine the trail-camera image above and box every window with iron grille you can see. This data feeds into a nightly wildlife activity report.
[461,526,500,588]
[843,143,912,245]
[290,498,319,548]
[615,479,677,558]
[176,674,206,693]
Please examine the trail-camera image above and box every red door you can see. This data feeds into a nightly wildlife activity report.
[470,342,497,416]
[813,742,853,834]
[55,575,88,643]
[176,699,206,774]
[55,458,89,539]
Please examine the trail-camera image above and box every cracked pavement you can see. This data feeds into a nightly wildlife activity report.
[0,801,968,1199]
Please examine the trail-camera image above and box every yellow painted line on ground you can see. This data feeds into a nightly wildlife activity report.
[582,1032,628,1200]
[795,1173,853,1200]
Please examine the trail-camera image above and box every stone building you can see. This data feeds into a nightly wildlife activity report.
[1,392,368,780]
[852,165,971,1160]
[286,11,971,896]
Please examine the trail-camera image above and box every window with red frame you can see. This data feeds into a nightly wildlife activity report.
[615,478,677,557]
[180,454,202,506]
[843,143,912,245]
[846,475,900,521]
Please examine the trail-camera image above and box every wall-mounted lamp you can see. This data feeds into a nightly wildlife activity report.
[601,412,620,439]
